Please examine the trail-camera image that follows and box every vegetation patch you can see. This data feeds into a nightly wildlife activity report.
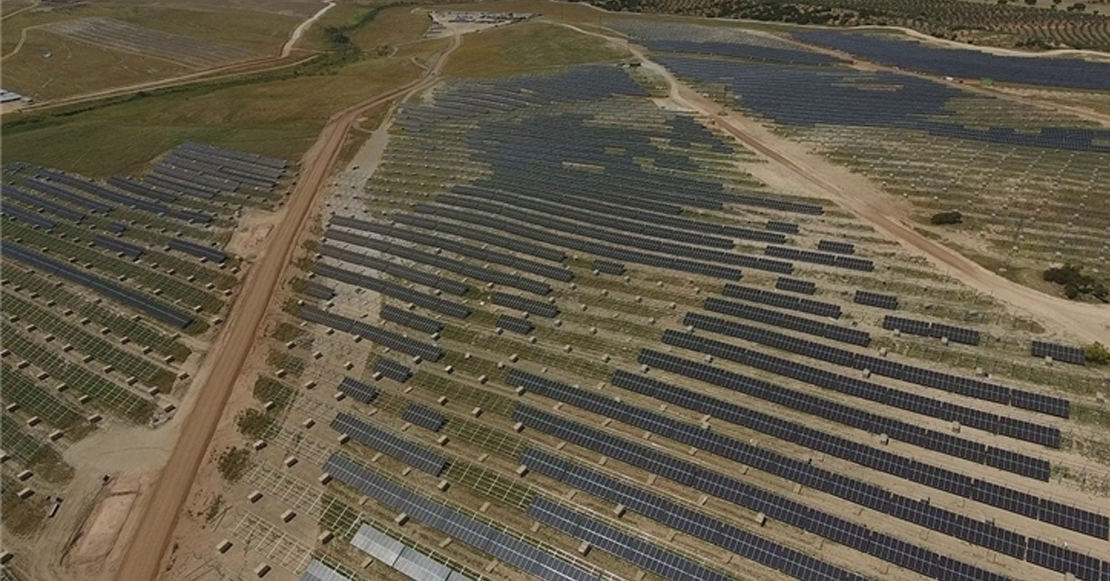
[1086,341,1110,365]
[236,408,276,440]
[930,210,963,225]
[216,446,252,483]
[254,375,296,410]
[1043,263,1108,301]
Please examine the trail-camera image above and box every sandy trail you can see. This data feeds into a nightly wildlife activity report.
[561,22,1110,344]
[281,0,335,58]
[111,32,461,581]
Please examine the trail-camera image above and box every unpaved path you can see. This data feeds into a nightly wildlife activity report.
[0,23,35,60]
[280,0,335,58]
[564,22,1110,344]
[111,31,461,581]
[1,0,38,21]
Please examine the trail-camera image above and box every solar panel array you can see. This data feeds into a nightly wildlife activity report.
[1,204,56,230]
[643,39,845,66]
[24,179,113,213]
[37,170,212,223]
[490,292,559,319]
[883,315,981,346]
[303,281,336,300]
[794,30,1110,92]
[1,241,195,328]
[319,243,470,296]
[676,310,1070,419]
[381,305,444,335]
[415,203,746,281]
[2,185,86,222]
[337,376,379,404]
[324,453,600,581]
[722,283,842,318]
[1031,341,1086,365]
[854,290,899,310]
[775,277,816,295]
[703,297,871,347]
[766,220,799,234]
[331,413,447,476]
[299,305,444,361]
[514,385,1107,566]
[331,217,573,284]
[324,227,553,295]
[392,213,565,262]
[429,193,795,275]
[592,260,625,275]
[518,412,1047,581]
[817,239,855,255]
[313,262,471,319]
[660,324,1059,449]
[765,245,874,272]
[374,358,413,383]
[496,314,534,335]
[402,403,447,432]
[301,559,355,581]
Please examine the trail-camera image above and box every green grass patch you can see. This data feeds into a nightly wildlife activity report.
[443,21,629,78]
[253,375,295,410]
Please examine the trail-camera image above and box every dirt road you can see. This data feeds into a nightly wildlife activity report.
[112,32,461,581]
[281,1,336,58]
[560,22,1110,343]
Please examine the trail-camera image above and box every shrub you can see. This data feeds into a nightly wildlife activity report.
[1086,342,1110,365]
[1043,264,1108,301]
[216,447,251,483]
[254,376,295,410]
[235,408,275,440]
[930,211,963,225]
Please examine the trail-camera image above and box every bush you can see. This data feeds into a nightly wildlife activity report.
[1043,264,1108,301]
[235,408,275,440]
[1086,342,1110,365]
[930,211,963,225]
[253,376,295,410]
[216,447,251,483]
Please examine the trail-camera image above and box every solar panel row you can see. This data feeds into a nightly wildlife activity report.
[302,281,336,300]
[93,235,144,259]
[817,239,855,255]
[431,194,794,275]
[166,238,228,263]
[415,203,744,281]
[381,305,444,335]
[775,277,816,295]
[312,262,471,319]
[374,357,413,383]
[2,205,56,230]
[337,376,379,403]
[496,314,535,335]
[766,221,800,234]
[402,403,447,432]
[1,185,86,222]
[324,227,552,295]
[883,315,981,346]
[854,290,899,310]
[329,218,572,284]
[722,283,841,318]
[319,243,469,296]
[38,170,211,224]
[765,245,873,272]
[0,241,194,328]
[299,304,444,361]
[491,292,559,319]
[1031,341,1086,365]
[391,213,566,262]
[704,297,870,346]
[331,413,447,476]
[592,260,625,275]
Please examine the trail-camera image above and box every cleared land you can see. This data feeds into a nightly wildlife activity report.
[42,18,256,67]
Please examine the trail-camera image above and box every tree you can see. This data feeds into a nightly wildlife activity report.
[930,211,963,225]
[1024,0,1037,5]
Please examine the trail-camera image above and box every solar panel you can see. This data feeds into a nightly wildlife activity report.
[301,559,355,581]
[374,358,414,383]
[593,260,625,275]
[855,290,899,310]
[721,284,841,318]
[1031,340,1086,365]
[381,305,444,335]
[491,292,559,318]
[402,403,446,432]
[167,238,227,262]
[319,244,470,296]
[496,314,535,335]
[331,413,447,475]
[313,263,471,319]
[303,281,336,300]
[817,239,855,255]
[338,376,379,403]
[775,277,816,295]
[702,299,870,346]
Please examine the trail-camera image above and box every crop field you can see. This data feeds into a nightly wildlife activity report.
[0,142,292,538]
[630,25,1110,298]
[180,57,1110,581]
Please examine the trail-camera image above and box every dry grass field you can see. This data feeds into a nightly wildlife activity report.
[442,20,630,77]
